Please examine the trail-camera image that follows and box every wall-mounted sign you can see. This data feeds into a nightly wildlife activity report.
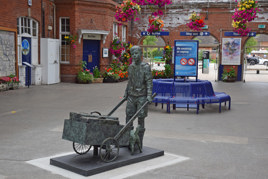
[224,31,256,37]
[141,31,169,36]
[180,32,210,36]
[102,48,109,58]
[22,39,30,55]
[174,40,199,77]
[258,25,266,29]
[83,34,101,40]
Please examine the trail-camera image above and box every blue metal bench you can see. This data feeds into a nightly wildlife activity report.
[152,79,231,114]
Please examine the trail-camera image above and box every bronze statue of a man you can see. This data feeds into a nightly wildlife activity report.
[124,45,153,147]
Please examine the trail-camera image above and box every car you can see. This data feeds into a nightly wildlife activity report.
[258,58,268,66]
[246,56,259,65]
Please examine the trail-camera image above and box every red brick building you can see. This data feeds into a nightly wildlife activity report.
[0,0,126,84]
[55,0,128,82]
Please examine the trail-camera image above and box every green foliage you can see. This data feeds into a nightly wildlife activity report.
[77,60,93,83]
[164,64,172,77]
[163,45,172,63]
[245,37,258,54]
[221,66,236,81]
[143,36,158,46]
[193,37,202,43]
[152,64,173,79]
[198,50,204,61]
[151,48,163,57]
[77,70,93,83]
[93,66,101,78]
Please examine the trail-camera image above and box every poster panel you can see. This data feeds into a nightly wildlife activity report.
[222,38,241,65]
[174,40,199,77]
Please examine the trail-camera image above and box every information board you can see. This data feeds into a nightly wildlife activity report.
[174,40,199,77]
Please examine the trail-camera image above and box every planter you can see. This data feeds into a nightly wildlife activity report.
[7,82,19,90]
[76,78,92,84]
[103,77,119,83]
[93,78,103,83]
[223,77,236,82]
[11,83,19,89]
[0,83,8,91]
[118,77,128,82]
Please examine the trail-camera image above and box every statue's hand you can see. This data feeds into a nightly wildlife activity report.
[147,96,153,104]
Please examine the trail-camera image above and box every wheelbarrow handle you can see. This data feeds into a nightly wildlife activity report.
[114,93,156,140]
[107,97,127,116]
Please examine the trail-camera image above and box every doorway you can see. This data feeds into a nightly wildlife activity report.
[82,40,100,72]
[21,37,31,86]
[243,34,268,82]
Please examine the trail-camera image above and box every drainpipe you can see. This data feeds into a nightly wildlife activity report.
[41,0,45,38]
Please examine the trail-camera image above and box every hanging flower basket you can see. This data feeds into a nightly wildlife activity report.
[147,16,164,33]
[115,0,141,23]
[163,45,173,64]
[109,37,124,58]
[64,35,77,49]
[186,12,205,31]
[232,0,260,36]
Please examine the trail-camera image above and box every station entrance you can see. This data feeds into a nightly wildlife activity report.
[243,34,268,82]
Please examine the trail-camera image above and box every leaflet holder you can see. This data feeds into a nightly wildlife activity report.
[22,62,34,88]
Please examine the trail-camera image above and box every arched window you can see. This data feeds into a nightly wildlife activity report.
[17,17,38,37]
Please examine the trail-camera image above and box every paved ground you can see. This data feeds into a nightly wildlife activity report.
[1,73,268,178]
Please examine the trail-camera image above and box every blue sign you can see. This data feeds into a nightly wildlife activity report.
[141,31,169,36]
[180,31,210,36]
[22,39,30,55]
[174,40,199,77]
[224,31,256,37]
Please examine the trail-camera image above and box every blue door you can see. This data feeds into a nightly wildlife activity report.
[22,37,31,86]
[82,40,100,72]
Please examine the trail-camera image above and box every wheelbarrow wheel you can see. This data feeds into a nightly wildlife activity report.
[73,142,91,155]
[99,137,119,162]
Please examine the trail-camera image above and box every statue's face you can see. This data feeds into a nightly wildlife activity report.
[131,47,142,65]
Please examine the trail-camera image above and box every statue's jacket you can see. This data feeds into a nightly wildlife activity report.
[125,62,152,97]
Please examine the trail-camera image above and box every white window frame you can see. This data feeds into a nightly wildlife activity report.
[17,17,38,37]
[17,17,39,66]
[113,23,118,39]
[122,25,126,42]
[59,17,70,64]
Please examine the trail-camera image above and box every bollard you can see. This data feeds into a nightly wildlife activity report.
[256,70,260,74]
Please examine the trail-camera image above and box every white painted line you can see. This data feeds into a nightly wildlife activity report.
[26,152,189,179]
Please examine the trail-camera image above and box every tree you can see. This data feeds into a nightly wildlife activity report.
[245,37,258,54]
[151,48,164,57]
[143,36,158,46]
[143,36,158,58]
